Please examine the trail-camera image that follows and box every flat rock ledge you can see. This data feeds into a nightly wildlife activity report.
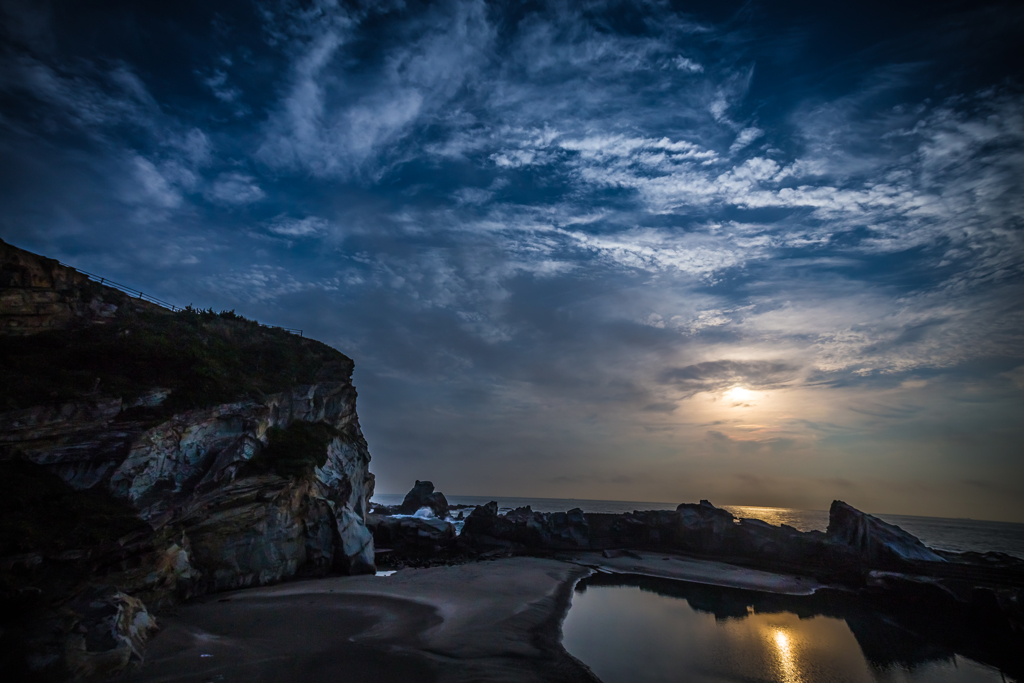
[558,550,825,595]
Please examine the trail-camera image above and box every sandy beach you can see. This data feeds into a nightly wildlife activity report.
[127,558,598,683]
[124,553,838,683]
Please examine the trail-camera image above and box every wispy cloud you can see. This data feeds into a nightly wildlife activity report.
[2,0,1023,519]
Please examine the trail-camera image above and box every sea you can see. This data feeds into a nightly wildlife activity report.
[370,494,1024,559]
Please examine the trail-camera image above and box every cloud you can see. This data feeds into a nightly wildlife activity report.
[3,0,1024,520]
[661,360,799,395]
[266,215,330,237]
[642,401,678,413]
[257,0,493,178]
[671,56,704,73]
[200,68,241,103]
[123,156,183,209]
[208,172,264,204]
[729,126,764,153]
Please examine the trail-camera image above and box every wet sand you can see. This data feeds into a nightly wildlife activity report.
[128,554,828,683]
[128,558,600,683]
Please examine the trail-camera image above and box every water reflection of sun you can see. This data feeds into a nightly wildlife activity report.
[771,626,801,683]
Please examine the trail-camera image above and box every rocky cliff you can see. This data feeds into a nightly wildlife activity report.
[0,239,376,680]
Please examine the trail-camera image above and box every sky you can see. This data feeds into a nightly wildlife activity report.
[1,0,1023,522]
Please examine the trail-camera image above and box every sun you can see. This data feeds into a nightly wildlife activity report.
[724,386,755,402]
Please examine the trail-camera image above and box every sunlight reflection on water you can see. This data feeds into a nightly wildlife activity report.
[561,582,1008,683]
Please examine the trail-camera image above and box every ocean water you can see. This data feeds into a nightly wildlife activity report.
[370,494,1024,559]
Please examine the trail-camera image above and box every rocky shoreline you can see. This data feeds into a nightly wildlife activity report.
[366,480,1024,678]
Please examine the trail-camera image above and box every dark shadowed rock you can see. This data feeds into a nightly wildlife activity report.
[675,500,737,552]
[24,585,159,681]
[398,480,450,518]
[460,504,589,552]
[368,513,456,554]
[586,510,683,549]
[827,500,945,565]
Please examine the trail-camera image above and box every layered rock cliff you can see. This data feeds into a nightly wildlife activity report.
[0,239,376,679]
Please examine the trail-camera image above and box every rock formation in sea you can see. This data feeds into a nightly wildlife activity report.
[398,479,450,518]
[457,496,962,573]
[461,503,590,551]
[826,499,946,564]
[0,239,376,679]
[366,481,459,563]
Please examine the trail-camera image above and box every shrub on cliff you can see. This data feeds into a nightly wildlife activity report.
[246,421,340,479]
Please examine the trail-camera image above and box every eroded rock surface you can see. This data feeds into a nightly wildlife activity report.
[0,238,165,335]
[826,500,946,564]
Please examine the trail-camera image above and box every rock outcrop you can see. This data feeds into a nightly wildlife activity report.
[461,503,590,551]
[458,498,953,575]
[826,500,946,565]
[0,238,167,335]
[368,481,456,557]
[25,587,159,681]
[398,479,450,518]
[0,241,377,679]
[369,513,457,554]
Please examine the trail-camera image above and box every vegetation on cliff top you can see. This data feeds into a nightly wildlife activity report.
[0,306,352,413]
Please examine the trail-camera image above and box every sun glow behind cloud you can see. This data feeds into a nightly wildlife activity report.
[724,386,756,404]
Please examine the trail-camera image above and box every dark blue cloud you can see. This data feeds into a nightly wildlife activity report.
[1,0,1023,520]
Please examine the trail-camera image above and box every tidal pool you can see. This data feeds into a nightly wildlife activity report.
[562,576,1014,683]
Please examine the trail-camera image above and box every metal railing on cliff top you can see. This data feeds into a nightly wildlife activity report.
[58,261,303,337]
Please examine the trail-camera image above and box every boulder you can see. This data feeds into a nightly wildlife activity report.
[827,500,945,565]
[398,480,450,519]
[586,509,682,549]
[675,499,737,553]
[459,503,589,551]
[25,586,158,681]
[368,512,456,553]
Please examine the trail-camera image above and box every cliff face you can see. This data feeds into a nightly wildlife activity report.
[0,240,376,679]
[0,239,168,334]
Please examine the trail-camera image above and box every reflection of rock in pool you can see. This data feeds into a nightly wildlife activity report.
[561,576,1012,683]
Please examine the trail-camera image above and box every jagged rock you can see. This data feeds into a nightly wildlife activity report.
[25,586,158,681]
[368,512,456,553]
[398,480,450,518]
[827,500,945,565]
[99,533,200,610]
[1,380,378,583]
[675,500,737,552]
[460,503,589,551]
[585,509,682,549]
